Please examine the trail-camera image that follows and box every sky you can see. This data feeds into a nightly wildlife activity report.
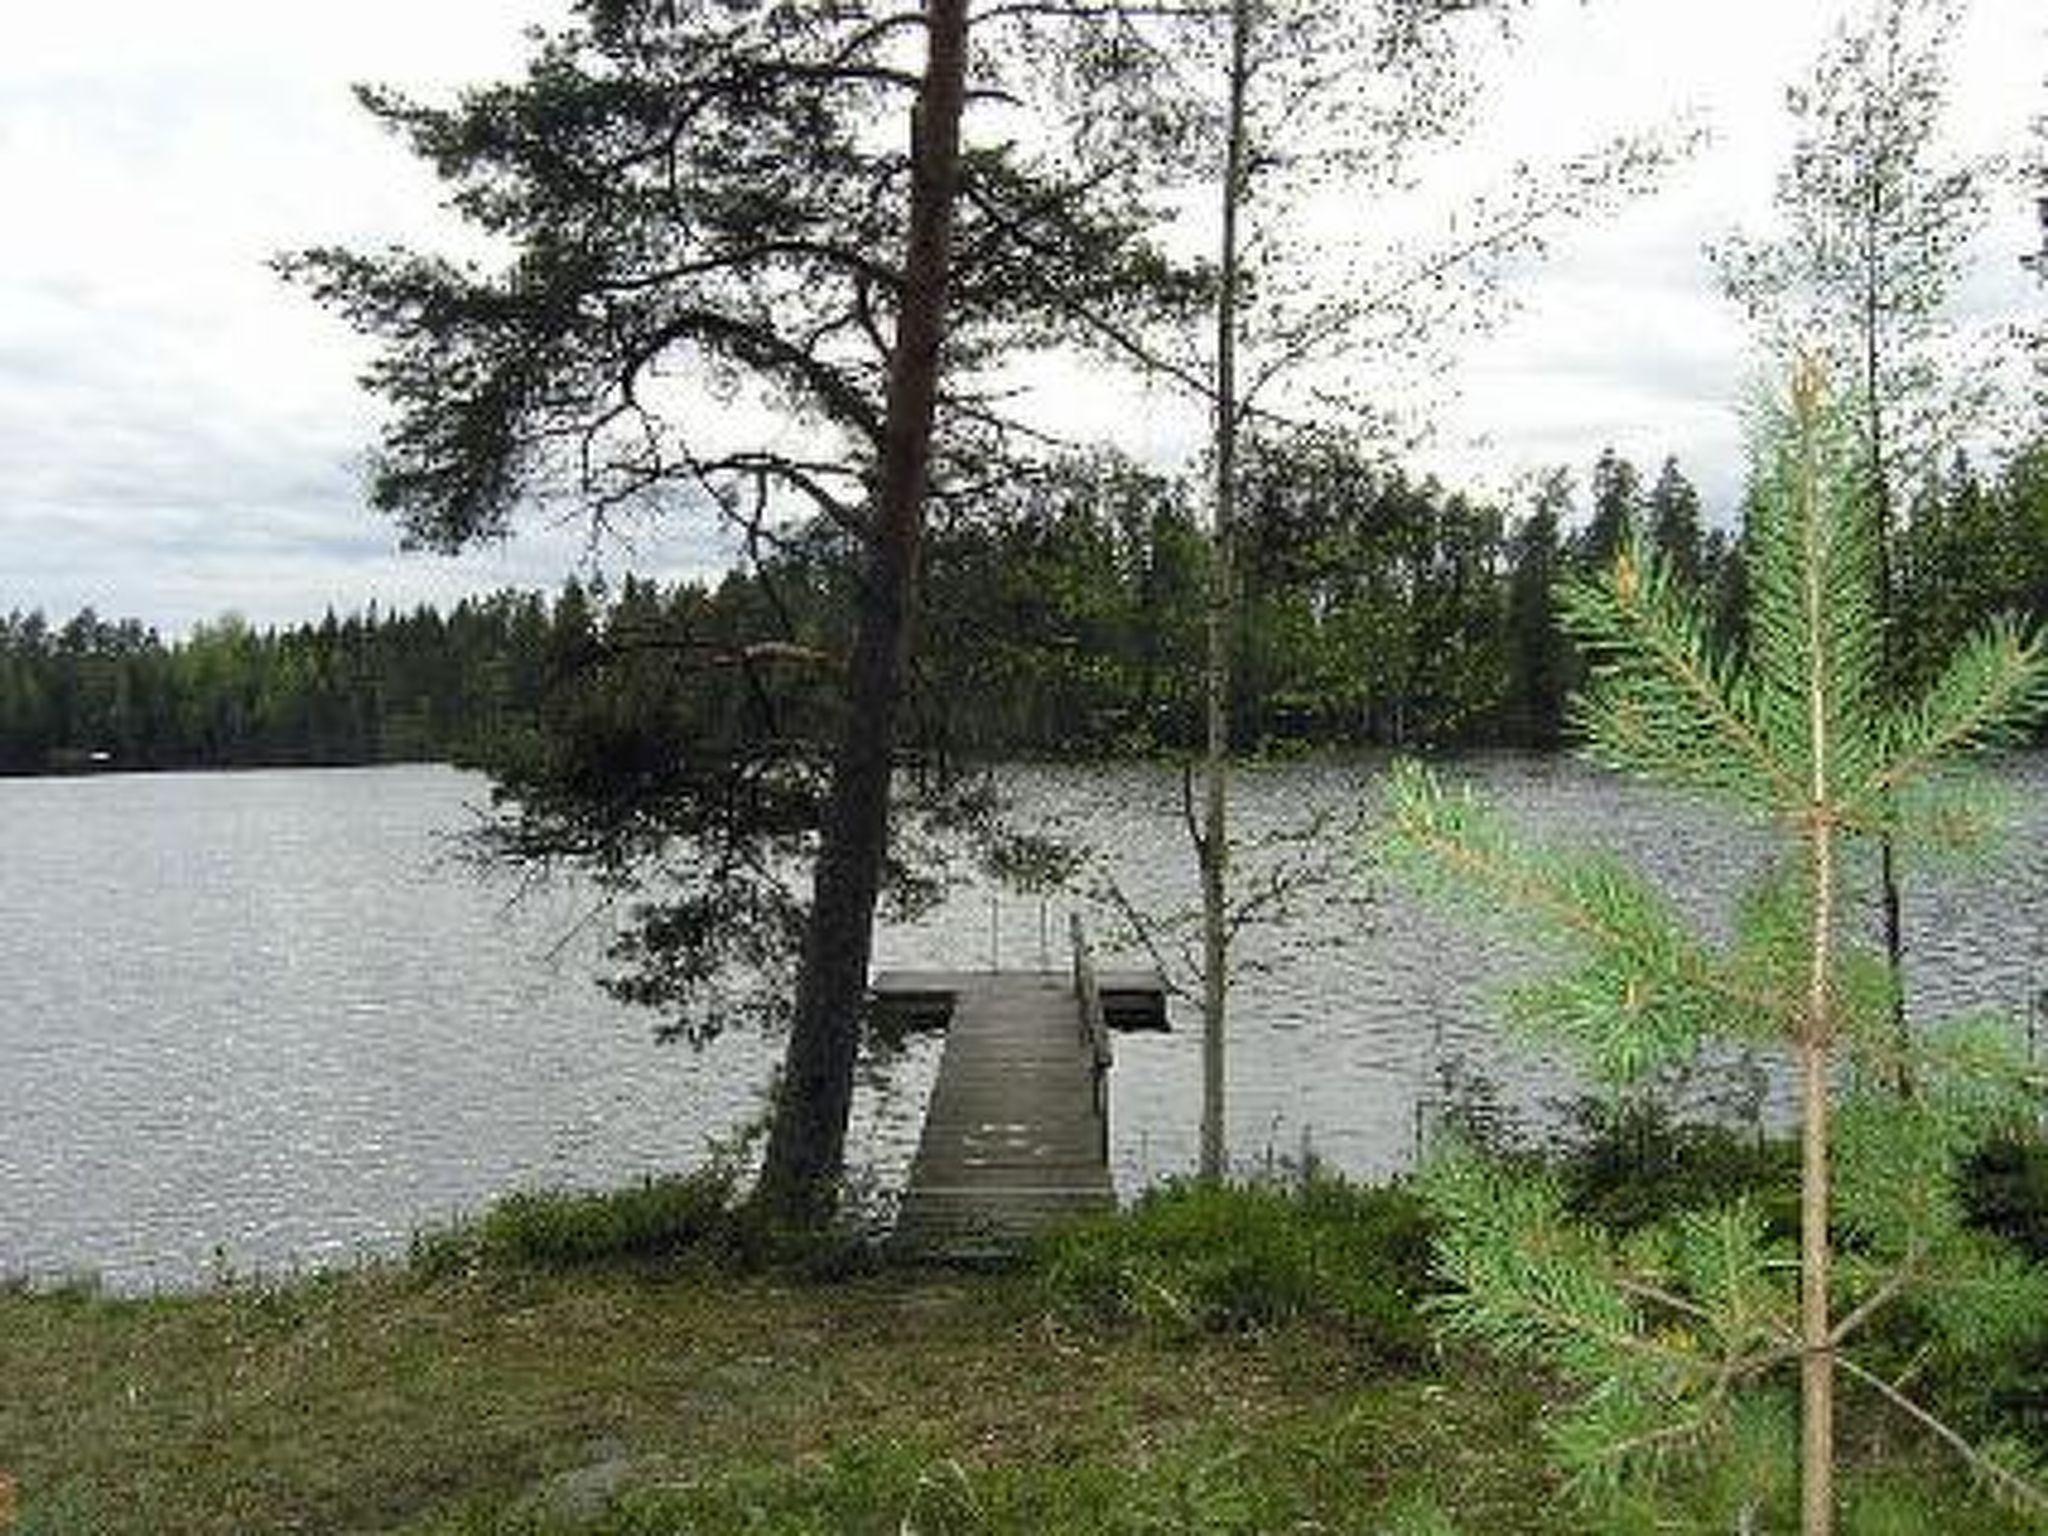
[2,1,2043,636]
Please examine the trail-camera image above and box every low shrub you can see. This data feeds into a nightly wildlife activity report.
[1550,1100,2048,1258]
[1550,1098,1796,1236]
[1032,1175,1433,1357]
[411,1164,745,1277]
[1949,1131,2048,1449]
[1543,1107,2048,1456]
[407,1161,894,1282]
[1963,1131,2048,1261]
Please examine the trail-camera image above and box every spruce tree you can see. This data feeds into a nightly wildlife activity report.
[1647,455,1706,590]
[1386,357,2048,1532]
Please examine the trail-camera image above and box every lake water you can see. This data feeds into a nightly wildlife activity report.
[2,757,2042,1291]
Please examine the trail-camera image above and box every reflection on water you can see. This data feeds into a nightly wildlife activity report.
[1,756,2041,1290]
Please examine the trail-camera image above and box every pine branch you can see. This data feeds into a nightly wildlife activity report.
[1387,764,1784,1063]
[1088,867,1196,1001]
[1861,616,2048,808]
[1828,1240,1927,1346]
[1742,366,1887,802]
[1836,1354,2048,1517]
[1576,1403,1735,1486]
[1565,545,1803,809]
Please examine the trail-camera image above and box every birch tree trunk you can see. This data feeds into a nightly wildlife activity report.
[1199,0,1251,1183]
[1796,362,1838,1536]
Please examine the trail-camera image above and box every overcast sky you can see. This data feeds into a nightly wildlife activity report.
[3,1,2043,635]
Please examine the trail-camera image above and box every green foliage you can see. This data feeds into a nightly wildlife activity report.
[280,1,1184,554]
[409,1166,749,1276]
[11,1249,2034,1535]
[0,594,560,774]
[1888,1128,2048,1453]
[405,1423,1512,1536]
[13,432,2045,777]
[1965,1133,2048,1261]
[1554,1100,1796,1236]
[1382,760,1759,1083]
[1545,1107,2048,1463]
[1031,1176,1433,1354]
[404,1153,906,1284]
[1385,362,2048,1523]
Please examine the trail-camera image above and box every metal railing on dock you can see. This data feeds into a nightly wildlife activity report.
[1070,912,1113,1165]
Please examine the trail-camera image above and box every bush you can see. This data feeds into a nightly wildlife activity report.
[1032,1175,1433,1357]
[411,1164,745,1276]
[1539,1108,2048,1457]
[1952,1132,2048,1449]
[1550,1098,1796,1236]
[1963,1132,2048,1261]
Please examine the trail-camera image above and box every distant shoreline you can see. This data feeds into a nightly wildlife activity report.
[0,752,454,782]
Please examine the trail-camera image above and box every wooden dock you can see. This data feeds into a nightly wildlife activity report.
[881,921,1165,1260]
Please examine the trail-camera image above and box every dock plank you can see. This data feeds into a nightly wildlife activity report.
[873,967,1169,1031]
[890,973,1119,1260]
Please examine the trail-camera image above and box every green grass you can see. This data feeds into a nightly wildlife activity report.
[0,1262,1557,1535]
[1032,1176,1434,1355]
[1,1172,2039,1534]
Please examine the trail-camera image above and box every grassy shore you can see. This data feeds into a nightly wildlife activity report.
[5,1265,1546,1534]
[3,1175,2039,1533]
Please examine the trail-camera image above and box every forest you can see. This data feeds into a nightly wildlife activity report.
[5,436,2045,775]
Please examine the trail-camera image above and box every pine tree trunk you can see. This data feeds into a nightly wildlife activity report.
[1799,976,1836,1536]
[756,0,968,1224]
[1868,419,1911,1091]
[1199,0,1251,1184]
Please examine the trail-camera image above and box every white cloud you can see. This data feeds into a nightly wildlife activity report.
[1,0,2042,630]
[1424,0,2046,521]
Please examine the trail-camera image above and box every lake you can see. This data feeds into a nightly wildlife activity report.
[2,757,2042,1291]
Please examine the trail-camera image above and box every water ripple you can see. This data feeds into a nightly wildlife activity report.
[1,756,2041,1290]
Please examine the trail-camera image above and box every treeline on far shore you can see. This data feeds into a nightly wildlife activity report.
[5,438,2047,778]
[0,596,554,776]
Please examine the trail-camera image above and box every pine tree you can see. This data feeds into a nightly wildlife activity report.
[1385,358,2048,1532]
[1713,0,2022,1081]
[1503,478,1569,747]
[281,0,1189,1221]
[1577,446,1641,572]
